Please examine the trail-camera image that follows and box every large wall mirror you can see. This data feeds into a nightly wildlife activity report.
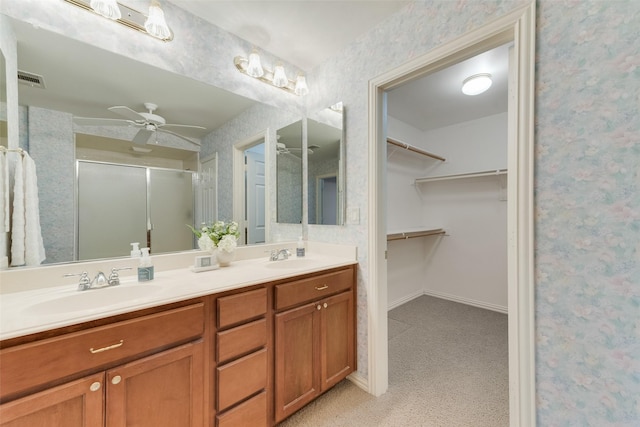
[307,103,345,225]
[2,14,302,269]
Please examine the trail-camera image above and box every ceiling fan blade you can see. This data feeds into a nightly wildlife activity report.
[132,128,154,145]
[157,129,202,147]
[108,106,146,121]
[161,124,207,138]
[74,117,132,127]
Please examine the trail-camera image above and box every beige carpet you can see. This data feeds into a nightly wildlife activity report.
[278,295,509,427]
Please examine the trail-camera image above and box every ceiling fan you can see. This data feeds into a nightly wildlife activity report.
[276,142,320,155]
[73,102,206,146]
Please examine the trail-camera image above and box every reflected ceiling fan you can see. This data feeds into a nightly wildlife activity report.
[276,142,320,155]
[73,102,205,146]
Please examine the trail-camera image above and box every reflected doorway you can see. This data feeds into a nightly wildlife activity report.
[245,143,266,244]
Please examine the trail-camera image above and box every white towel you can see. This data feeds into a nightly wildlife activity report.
[0,151,8,263]
[0,150,8,232]
[10,152,46,266]
[10,152,25,266]
[23,154,46,266]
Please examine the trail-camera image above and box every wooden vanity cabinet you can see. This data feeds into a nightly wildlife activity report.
[273,268,356,423]
[0,301,206,427]
[214,287,269,427]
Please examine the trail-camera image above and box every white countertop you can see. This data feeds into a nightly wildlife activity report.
[0,251,357,341]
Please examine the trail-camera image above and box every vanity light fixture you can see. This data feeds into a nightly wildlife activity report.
[462,73,492,96]
[63,0,173,41]
[234,52,309,96]
[90,0,121,20]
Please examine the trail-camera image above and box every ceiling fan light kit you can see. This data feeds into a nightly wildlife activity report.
[63,0,173,41]
[234,52,309,96]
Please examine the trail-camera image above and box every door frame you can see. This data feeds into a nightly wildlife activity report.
[367,2,536,426]
[232,130,270,245]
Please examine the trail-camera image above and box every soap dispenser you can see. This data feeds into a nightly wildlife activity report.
[296,236,306,257]
[130,242,141,258]
[138,247,154,281]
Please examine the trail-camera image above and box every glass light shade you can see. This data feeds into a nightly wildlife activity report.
[294,75,309,96]
[144,3,171,40]
[462,73,492,96]
[272,64,288,88]
[246,52,264,78]
[90,0,121,20]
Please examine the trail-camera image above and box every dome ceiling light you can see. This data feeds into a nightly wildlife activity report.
[461,73,492,96]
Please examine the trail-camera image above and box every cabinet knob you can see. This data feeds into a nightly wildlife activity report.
[317,305,322,310]
[89,381,101,392]
[323,302,328,309]
[111,375,122,385]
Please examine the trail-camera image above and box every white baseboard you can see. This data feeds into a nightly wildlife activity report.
[347,371,369,393]
[421,289,508,314]
[387,290,424,311]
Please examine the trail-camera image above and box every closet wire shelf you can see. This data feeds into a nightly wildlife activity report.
[415,169,507,184]
[387,228,446,241]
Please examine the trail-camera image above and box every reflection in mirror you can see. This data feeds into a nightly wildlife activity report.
[307,103,345,225]
[276,120,303,224]
[244,142,266,244]
[7,15,297,268]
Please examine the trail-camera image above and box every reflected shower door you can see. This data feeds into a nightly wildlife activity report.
[77,162,147,260]
[149,169,194,254]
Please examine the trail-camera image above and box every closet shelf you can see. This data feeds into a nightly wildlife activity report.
[387,228,445,241]
[415,168,507,184]
[387,138,446,162]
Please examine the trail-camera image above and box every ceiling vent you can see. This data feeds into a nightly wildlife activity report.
[17,70,46,89]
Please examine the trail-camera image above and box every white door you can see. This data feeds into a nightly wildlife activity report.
[199,155,218,227]
[246,148,265,244]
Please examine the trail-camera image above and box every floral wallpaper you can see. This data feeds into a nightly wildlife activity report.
[535,1,640,424]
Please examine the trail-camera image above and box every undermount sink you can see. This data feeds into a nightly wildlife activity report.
[25,285,163,315]
[264,258,318,270]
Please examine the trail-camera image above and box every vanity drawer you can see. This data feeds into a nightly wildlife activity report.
[0,303,204,401]
[217,319,267,364]
[217,288,267,329]
[275,268,353,310]
[217,348,267,412]
[216,390,267,427]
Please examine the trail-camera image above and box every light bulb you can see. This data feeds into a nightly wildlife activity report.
[144,1,171,40]
[272,64,288,88]
[246,52,264,78]
[295,75,309,96]
[462,73,492,96]
[90,0,121,20]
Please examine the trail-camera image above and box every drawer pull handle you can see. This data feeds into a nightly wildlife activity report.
[315,285,329,291]
[111,375,122,385]
[90,339,124,354]
[89,381,101,392]
[317,305,322,310]
[323,303,328,309]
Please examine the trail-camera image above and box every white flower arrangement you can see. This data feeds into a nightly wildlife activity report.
[188,220,240,252]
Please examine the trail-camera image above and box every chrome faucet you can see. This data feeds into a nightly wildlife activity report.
[269,248,291,261]
[65,267,132,291]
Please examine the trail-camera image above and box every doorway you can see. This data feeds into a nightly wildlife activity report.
[367,3,536,425]
[233,131,270,245]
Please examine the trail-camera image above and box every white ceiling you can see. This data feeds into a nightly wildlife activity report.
[12,1,509,143]
[169,0,411,71]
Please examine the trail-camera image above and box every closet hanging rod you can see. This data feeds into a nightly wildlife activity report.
[387,228,446,241]
[415,169,507,184]
[387,138,446,162]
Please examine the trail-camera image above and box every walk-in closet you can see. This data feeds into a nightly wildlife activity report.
[384,42,511,424]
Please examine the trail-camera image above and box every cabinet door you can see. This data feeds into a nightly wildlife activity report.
[0,373,104,427]
[320,291,355,391]
[106,341,204,427]
[274,302,321,423]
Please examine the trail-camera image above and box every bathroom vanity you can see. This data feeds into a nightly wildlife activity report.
[0,249,357,427]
